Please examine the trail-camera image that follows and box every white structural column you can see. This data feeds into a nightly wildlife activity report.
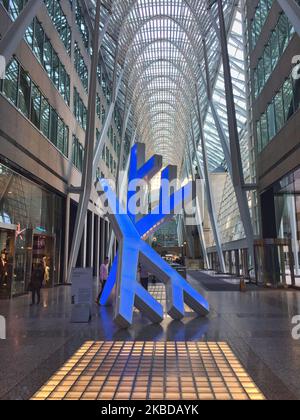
[277,0,300,38]
[183,162,196,259]
[92,71,124,181]
[116,102,132,193]
[0,0,42,63]
[195,94,226,273]
[63,195,71,284]
[187,132,210,269]
[95,215,101,279]
[108,128,137,262]
[202,38,232,177]
[176,215,184,247]
[120,129,138,203]
[215,0,255,265]
[82,216,87,268]
[67,0,102,282]
[89,212,95,268]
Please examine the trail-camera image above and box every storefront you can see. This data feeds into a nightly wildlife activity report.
[0,163,64,298]
[273,167,300,287]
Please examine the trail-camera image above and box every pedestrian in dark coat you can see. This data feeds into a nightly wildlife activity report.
[30,263,44,305]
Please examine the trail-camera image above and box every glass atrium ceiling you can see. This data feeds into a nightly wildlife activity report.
[86,0,243,171]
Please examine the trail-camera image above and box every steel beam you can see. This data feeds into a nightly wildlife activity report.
[215,0,255,265]
[186,138,210,270]
[67,0,101,282]
[195,91,226,273]
[92,71,124,180]
[202,38,232,176]
[0,0,42,64]
[277,0,300,38]
[116,100,132,194]
[108,128,137,262]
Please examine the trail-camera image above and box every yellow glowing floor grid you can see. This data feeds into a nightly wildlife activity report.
[32,342,265,400]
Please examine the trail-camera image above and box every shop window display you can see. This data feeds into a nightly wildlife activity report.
[0,163,63,298]
[274,167,300,287]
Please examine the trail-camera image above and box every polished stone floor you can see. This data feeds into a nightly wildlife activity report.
[0,271,300,400]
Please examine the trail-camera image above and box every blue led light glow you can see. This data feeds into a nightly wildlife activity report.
[97,144,209,328]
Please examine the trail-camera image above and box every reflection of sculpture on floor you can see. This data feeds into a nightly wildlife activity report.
[97,144,209,328]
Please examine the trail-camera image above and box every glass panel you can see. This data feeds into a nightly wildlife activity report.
[0,230,15,299]
[260,112,269,150]
[278,14,289,55]
[40,95,50,138]
[49,108,58,146]
[0,163,63,295]
[25,21,34,49]
[18,67,31,118]
[57,117,65,154]
[43,37,52,77]
[274,90,285,132]
[31,83,41,129]
[267,101,276,139]
[33,19,44,64]
[3,60,19,106]
[52,51,60,89]
[283,77,294,121]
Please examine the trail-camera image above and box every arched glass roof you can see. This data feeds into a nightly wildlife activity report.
[87,0,240,170]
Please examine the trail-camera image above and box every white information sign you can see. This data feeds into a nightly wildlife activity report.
[71,268,93,323]
[71,268,93,305]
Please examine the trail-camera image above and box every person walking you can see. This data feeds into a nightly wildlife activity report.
[139,264,149,291]
[96,257,109,304]
[30,262,44,306]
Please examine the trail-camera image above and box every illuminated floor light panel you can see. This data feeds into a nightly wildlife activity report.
[31,342,265,401]
[134,284,193,314]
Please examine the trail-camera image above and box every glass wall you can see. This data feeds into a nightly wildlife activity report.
[74,42,89,92]
[0,163,64,298]
[253,13,295,98]
[256,72,300,152]
[1,0,122,176]
[72,135,84,172]
[73,88,87,130]
[74,0,90,50]
[3,1,72,56]
[0,58,69,157]
[274,167,300,286]
[25,17,71,105]
[44,0,72,55]
[250,0,274,51]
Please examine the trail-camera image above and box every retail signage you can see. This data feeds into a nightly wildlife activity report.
[97,143,209,328]
[71,268,93,323]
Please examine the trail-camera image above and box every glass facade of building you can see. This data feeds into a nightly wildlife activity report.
[274,167,300,284]
[250,4,300,154]
[0,59,69,157]
[250,0,274,51]
[26,17,71,105]
[0,163,63,298]
[256,72,300,153]
[1,0,124,179]
[253,13,295,99]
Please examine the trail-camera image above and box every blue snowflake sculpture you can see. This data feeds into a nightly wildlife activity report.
[97,143,209,328]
